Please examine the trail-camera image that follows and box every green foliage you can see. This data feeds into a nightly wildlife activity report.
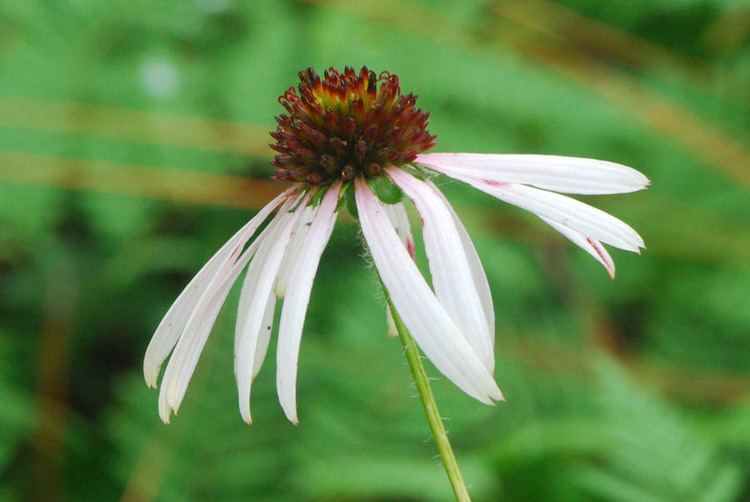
[577,361,742,502]
[0,336,34,500]
[1,0,749,500]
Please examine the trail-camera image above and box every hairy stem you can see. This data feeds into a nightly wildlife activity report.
[387,299,471,502]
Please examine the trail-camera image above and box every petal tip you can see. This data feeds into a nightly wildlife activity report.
[159,408,172,424]
[490,384,504,403]
[281,400,299,425]
[144,365,160,388]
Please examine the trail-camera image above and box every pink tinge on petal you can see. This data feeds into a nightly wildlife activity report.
[228,241,244,261]
[587,237,615,276]
[383,202,415,259]
[539,216,616,279]
[406,239,416,259]
[482,179,510,188]
[449,174,645,252]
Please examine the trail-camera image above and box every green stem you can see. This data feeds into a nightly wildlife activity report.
[387,299,472,502]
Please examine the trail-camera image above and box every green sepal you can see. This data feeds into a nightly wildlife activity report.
[309,184,328,207]
[404,163,433,180]
[336,182,351,211]
[288,191,307,213]
[367,175,403,205]
[339,181,358,219]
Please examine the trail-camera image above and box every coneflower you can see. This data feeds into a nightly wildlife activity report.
[144,66,647,499]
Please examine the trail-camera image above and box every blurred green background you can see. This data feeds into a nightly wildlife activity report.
[1,0,750,500]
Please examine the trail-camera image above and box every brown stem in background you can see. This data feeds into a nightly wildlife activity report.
[0,151,284,211]
[32,259,77,502]
[0,96,269,156]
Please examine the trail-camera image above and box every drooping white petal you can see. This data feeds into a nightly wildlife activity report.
[355,177,502,404]
[235,194,309,424]
[144,188,293,388]
[276,183,341,424]
[429,182,495,344]
[540,216,616,279]
[253,292,277,379]
[275,204,317,298]
[388,168,494,372]
[383,202,415,258]
[158,239,258,423]
[383,202,415,338]
[233,199,298,357]
[417,153,650,195]
[452,176,644,252]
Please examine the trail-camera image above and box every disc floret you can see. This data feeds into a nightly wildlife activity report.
[270,66,437,185]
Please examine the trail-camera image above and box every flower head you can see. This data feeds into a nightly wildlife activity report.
[271,66,436,184]
[144,66,649,424]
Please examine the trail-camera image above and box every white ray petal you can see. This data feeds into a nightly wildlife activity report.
[417,153,650,195]
[144,188,293,388]
[233,203,291,357]
[383,202,415,338]
[158,240,257,423]
[389,168,494,372]
[540,216,616,279]
[235,194,309,424]
[453,176,644,252]
[275,204,317,298]
[383,202,415,257]
[429,181,495,344]
[253,292,277,379]
[232,216,285,381]
[277,183,341,424]
[355,177,502,404]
